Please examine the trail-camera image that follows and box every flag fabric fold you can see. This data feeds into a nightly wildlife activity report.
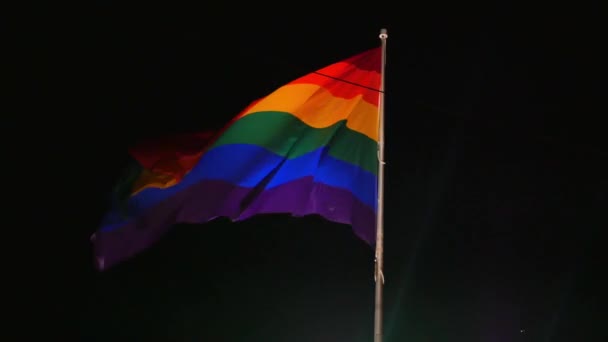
[93,47,382,270]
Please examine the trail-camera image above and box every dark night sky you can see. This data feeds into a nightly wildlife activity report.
[14,3,605,342]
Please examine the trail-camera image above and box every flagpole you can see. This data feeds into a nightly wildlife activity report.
[374,28,388,342]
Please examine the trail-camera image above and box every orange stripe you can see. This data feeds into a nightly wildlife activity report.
[242,83,379,141]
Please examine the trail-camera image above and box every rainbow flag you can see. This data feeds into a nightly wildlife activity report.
[93,47,382,270]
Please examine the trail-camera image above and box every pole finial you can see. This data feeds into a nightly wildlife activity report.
[379,28,388,39]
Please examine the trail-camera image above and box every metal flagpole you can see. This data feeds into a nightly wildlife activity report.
[374,28,388,342]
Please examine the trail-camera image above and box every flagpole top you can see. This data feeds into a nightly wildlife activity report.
[379,28,388,39]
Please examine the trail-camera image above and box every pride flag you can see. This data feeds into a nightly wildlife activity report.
[93,47,382,270]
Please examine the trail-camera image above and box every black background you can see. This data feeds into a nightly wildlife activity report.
[12,3,605,341]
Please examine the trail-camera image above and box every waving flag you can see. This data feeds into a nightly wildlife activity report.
[93,47,382,270]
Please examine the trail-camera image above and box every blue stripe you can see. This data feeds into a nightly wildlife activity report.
[100,144,377,232]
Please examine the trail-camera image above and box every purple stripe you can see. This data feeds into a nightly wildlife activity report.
[92,177,376,270]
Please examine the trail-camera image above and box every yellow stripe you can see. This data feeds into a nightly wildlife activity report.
[131,168,178,196]
[242,83,379,141]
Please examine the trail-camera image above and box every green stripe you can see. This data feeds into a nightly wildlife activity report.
[211,111,378,175]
